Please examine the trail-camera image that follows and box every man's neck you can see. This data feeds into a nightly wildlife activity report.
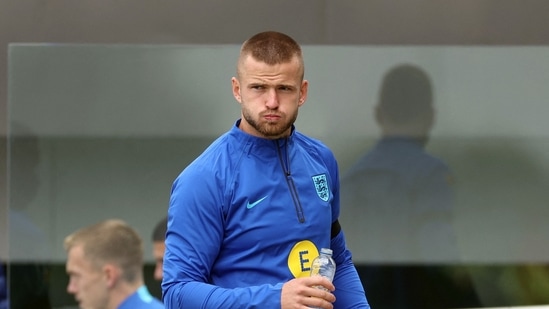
[108,279,144,309]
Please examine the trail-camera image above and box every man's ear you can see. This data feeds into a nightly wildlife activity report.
[103,263,120,288]
[231,77,242,103]
[298,80,309,106]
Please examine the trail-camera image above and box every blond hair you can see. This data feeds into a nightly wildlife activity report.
[64,219,143,283]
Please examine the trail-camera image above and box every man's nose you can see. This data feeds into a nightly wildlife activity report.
[265,89,279,109]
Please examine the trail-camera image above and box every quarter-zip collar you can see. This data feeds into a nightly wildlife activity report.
[231,119,305,223]
[231,119,295,154]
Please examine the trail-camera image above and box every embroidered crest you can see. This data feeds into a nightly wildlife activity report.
[312,174,329,202]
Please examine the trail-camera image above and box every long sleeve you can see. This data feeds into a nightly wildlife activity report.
[331,230,370,309]
[162,125,364,308]
[162,167,285,308]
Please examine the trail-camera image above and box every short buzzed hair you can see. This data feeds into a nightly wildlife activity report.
[152,216,167,242]
[64,219,143,283]
[237,31,304,80]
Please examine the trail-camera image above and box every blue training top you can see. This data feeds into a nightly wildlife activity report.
[163,120,369,308]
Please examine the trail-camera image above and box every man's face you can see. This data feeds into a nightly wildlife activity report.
[152,241,165,281]
[66,245,109,309]
[232,55,308,139]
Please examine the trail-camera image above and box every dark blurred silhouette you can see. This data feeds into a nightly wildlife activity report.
[3,121,52,309]
[340,64,479,308]
[342,64,457,262]
[151,216,167,282]
[0,264,6,309]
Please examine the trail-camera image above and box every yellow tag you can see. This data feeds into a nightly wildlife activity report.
[288,240,319,278]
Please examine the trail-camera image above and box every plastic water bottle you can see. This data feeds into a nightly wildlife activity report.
[309,248,336,290]
[309,248,336,308]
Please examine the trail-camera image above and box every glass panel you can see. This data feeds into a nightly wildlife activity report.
[7,44,549,308]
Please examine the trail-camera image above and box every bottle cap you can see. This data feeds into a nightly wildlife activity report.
[320,248,332,255]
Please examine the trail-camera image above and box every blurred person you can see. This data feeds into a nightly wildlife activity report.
[341,63,457,262]
[151,216,167,281]
[64,219,164,309]
[6,121,52,309]
[340,64,471,308]
[163,31,369,309]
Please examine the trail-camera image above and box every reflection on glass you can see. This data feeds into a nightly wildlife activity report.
[8,121,52,308]
[340,64,475,308]
[341,63,458,262]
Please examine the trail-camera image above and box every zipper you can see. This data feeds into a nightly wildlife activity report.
[276,139,305,223]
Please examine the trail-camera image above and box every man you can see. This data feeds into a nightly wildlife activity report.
[340,64,461,308]
[151,216,167,281]
[64,219,164,309]
[341,63,457,263]
[162,31,369,308]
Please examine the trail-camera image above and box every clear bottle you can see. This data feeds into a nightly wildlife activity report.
[309,248,336,291]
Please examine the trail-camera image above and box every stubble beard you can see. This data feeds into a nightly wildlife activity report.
[243,108,298,139]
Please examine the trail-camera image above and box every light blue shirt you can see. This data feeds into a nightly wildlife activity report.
[118,286,164,309]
